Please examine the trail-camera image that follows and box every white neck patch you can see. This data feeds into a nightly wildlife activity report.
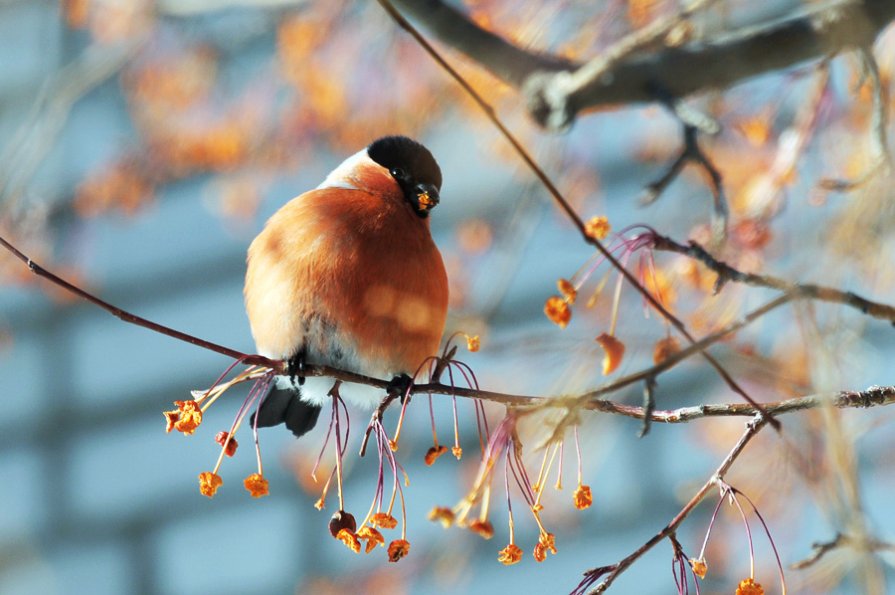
[316,148,371,191]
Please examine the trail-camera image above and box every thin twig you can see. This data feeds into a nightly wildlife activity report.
[640,123,729,239]
[650,233,895,324]
[588,385,895,424]
[585,415,769,593]
[0,37,146,206]
[6,234,895,425]
[638,376,656,437]
[791,533,847,570]
[791,531,895,570]
[0,235,280,370]
[819,47,892,192]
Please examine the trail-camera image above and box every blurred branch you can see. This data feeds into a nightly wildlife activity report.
[378,0,776,427]
[640,122,728,240]
[792,532,895,570]
[393,0,895,130]
[0,37,146,208]
[819,46,892,191]
[388,0,574,87]
[155,0,308,16]
[792,533,847,570]
[650,233,895,324]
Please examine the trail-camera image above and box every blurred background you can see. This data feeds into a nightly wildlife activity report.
[2,1,895,593]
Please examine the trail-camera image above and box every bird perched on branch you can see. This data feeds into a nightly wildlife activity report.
[244,136,449,438]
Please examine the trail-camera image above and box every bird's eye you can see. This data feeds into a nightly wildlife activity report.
[390,167,406,179]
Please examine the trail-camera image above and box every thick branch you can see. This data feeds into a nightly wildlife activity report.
[389,0,573,87]
[394,0,895,129]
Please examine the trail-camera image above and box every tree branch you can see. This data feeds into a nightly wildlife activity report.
[588,385,895,424]
[819,46,893,191]
[580,415,769,593]
[650,233,895,324]
[0,235,279,370]
[0,37,146,207]
[6,233,895,427]
[393,0,895,129]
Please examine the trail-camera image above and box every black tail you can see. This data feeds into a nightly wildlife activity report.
[252,386,322,439]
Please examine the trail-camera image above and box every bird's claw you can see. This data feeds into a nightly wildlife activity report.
[287,348,307,386]
[386,373,413,403]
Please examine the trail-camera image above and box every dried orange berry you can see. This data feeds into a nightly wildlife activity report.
[198,471,223,498]
[357,526,385,553]
[469,519,494,539]
[533,542,547,562]
[595,333,625,375]
[428,506,455,528]
[424,445,449,466]
[387,539,410,562]
[452,446,463,459]
[498,543,523,565]
[164,400,203,434]
[215,431,238,457]
[653,336,681,365]
[243,473,269,498]
[163,410,179,433]
[689,557,707,579]
[557,278,577,304]
[545,296,571,328]
[370,513,398,529]
[329,510,357,538]
[736,577,764,595]
[584,215,611,240]
[336,528,361,553]
[539,531,557,555]
[573,484,593,510]
[466,334,480,352]
[388,439,398,452]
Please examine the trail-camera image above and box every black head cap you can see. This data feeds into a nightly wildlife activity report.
[368,136,442,218]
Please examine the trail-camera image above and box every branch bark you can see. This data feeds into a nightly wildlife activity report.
[650,233,895,324]
[393,0,895,129]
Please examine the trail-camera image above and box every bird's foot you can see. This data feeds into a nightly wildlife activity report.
[386,373,413,403]
[287,348,307,386]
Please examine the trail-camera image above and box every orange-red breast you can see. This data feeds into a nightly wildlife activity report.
[244,136,449,437]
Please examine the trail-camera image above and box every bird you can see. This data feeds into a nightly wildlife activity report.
[244,135,449,438]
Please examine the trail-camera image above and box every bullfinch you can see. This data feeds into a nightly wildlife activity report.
[244,136,449,438]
